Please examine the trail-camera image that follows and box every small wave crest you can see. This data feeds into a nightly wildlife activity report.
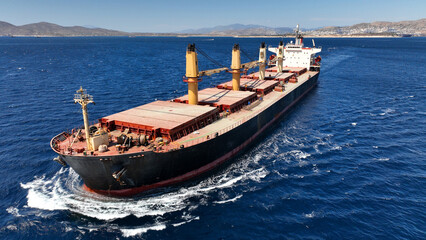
[120,224,167,237]
[6,206,21,217]
[304,211,316,218]
[379,108,395,116]
[374,157,390,161]
[213,194,243,204]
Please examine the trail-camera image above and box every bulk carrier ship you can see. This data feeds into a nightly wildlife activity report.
[51,26,322,196]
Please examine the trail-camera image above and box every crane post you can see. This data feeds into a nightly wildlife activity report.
[258,42,267,80]
[277,41,284,73]
[186,44,200,105]
[231,44,241,91]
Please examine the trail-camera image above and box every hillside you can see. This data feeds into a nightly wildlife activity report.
[178,19,426,36]
[308,19,426,36]
[0,21,129,37]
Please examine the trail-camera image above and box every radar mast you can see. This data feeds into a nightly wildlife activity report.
[74,86,95,151]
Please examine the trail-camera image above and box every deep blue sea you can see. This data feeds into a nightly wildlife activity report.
[0,36,425,239]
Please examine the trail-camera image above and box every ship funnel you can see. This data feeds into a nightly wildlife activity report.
[277,41,284,73]
[74,86,95,151]
[258,42,267,80]
[185,43,200,105]
[231,44,241,91]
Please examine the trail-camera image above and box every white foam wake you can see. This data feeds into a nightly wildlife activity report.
[20,157,269,236]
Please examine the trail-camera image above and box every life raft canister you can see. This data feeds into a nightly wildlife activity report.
[315,55,322,63]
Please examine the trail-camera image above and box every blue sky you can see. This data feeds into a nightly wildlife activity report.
[0,0,424,32]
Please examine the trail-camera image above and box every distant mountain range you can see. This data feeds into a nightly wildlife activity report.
[177,24,297,35]
[0,19,425,37]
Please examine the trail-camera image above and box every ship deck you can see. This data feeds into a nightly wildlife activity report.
[217,78,278,94]
[265,66,307,74]
[174,87,257,112]
[245,71,295,81]
[99,101,220,140]
[173,70,318,148]
[52,70,318,157]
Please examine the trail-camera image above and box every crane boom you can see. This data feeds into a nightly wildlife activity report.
[199,60,259,77]
[241,60,259,70]
[199,67,229,77]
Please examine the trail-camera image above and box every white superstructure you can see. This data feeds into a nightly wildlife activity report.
[268,25,321,70]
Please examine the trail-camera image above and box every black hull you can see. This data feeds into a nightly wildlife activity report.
[60,73,319,196]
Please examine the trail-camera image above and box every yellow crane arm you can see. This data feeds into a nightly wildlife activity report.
[199,67,229,76]
[198,61,259,77]
[241,60,259,70]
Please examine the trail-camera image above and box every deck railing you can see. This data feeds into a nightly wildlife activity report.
[50,132,70,152]
[52,119,100,152]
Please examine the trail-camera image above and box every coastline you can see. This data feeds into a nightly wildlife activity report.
[231,35,403,38]
[0,34,411,38]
